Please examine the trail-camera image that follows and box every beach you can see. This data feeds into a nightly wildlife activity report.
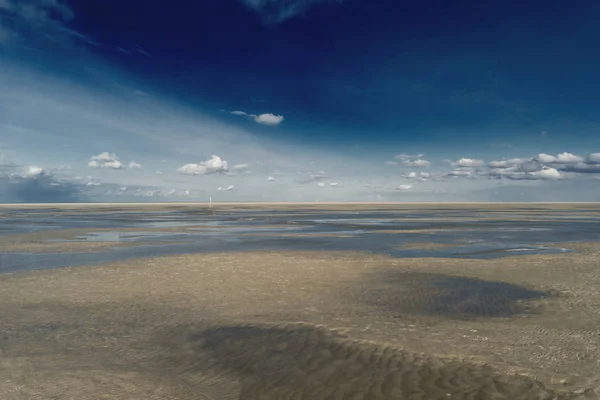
[1,204,599,399]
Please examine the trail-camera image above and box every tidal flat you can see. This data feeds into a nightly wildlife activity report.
[1,203,599,399]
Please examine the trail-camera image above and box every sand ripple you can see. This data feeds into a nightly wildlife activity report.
[156,323,596,400]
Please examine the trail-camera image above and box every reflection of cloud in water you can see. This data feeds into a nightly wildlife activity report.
[357,271,550,318]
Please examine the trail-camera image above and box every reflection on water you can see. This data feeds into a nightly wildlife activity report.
[1,206,599,273]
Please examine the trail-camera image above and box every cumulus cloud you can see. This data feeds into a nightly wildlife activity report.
[531,166,561,180]
[391,153,430,167]
[488,165,562,180]
[0,162,84,202]
[177,155,229,175]
[128,161,142,169]
[267,176,275,181]
[316,182,325,187]
[88,152,124,169]
[396,184,413,190]
[535,152,583,164]
[436,151,599,184]
[404,171,430,182]
[255,113,284,125]
[451,158,485,167]
[231,110,285,126]
[217,185,235,191]
[238,0,344,23]
[17,165,45,178]
[486,152,600,177]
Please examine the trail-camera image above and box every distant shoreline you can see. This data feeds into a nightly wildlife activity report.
[1,201,599,208]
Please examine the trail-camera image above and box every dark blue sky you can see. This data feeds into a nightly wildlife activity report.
[2,0,600,202]
[65,0,600,149]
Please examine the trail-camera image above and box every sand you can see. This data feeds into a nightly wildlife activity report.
[2,242,600,399]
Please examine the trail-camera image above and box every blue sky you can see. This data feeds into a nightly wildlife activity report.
[1,0,599,202]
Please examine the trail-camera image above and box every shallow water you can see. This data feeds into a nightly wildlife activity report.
[1,206,599,273]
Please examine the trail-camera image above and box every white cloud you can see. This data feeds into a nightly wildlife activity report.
[403,159,431,167]
[395,153,424,160]
[531,166,561,180]
[232,163,250,171]
[231,110,285,126]
[0,161,85,202]
[452,158,484,167]
[329,182,340,187]
[486,165,561,181]
[405,171,430,181]
[536,152,583,164]
[396,184,413,190]
[254,113,284,126]
[267,176,275,181]
[484,152,600,178]
[316,182,325,187]
[177,155,228,175]
[488,158,530,168]
[217,185,235,191]
[445,169,474,178]
[128,161,142,169]
[88,152,123,169]
[22,165,45,177]
[391,153,430,167]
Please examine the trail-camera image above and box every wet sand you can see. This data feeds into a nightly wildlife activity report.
[2,243,600,399]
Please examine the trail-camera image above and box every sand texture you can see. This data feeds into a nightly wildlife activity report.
[2,243,600,399]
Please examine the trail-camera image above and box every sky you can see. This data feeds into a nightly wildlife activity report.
[1,0,600,202]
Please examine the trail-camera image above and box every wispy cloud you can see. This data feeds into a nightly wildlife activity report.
[0,0,96,48]
[239,0,344,23]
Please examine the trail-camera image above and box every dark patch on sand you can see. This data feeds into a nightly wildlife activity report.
[156,322,592,400]
[357,271,551,318]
